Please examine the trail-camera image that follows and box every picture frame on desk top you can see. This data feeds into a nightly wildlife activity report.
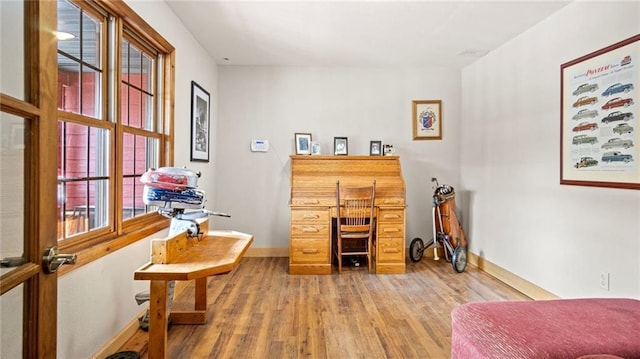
[334,137,348,156]
[294,133,312,155]
[370,140,382,156]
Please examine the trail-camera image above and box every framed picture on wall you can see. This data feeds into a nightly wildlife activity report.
[412,100,442,140]
[560,34,640,190]
[190,81,210,162]
[295,133,312,155]
[334,137,348,155]
[370,140,382,156]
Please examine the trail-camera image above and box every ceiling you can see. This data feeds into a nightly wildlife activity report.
[164,0,571,68]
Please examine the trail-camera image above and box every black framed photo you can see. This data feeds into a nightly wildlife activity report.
[295,133,312,155]
[369,140,382,156]
[334,137,348,155]
[190,81,210,162]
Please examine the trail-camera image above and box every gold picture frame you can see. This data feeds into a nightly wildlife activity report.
[412,100,442,140]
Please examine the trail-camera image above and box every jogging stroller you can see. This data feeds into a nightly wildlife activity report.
[409,178,468,273]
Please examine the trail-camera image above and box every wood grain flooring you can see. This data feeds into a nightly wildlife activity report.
[120,257,530,358]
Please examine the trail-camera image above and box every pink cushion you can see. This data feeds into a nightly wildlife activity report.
[451,298,640,359]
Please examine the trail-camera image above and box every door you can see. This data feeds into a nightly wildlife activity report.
[1,1,62,357]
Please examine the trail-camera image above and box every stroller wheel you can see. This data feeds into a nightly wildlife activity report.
[452,246,467,273]
[409,237,425,262]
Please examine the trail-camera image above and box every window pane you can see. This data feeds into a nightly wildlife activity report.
[0,283,23,359]
[81,66,101,118]
[128,87,142,128]
[122,134,158,220]
[57,54,81,114]
[121,40,129,80]
[1,0,25,100]
[57,0,81,60]
[128,44,142,89]
[120,83,129,124]
[141,53,153,92]
[57,120,110,239]
[59,122,109,178]
[81,10,101,68]
[0,114,25,278]
[122,132,135,175]
[122,177,146,220]
[142,93,153,130]
[58,0,102,119]
[59,179,108,237]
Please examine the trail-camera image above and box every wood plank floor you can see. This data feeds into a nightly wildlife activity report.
[120,257,530,358]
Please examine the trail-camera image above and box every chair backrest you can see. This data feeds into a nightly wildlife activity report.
[336,180,376,233]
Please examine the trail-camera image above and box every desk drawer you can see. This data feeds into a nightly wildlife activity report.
[377,222,404,237]
[377,237,404,262]
[290,238,330,264]
[378,208,404,222]
[291,209,329,223]
[291,223,330,236]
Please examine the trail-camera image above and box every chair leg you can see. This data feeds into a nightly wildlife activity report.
[337,238,342,273]
[367,237,372,272]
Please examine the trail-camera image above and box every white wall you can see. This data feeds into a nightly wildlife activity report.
[461,1,640,298]
[56,1,219,357]
[214,66,462,250]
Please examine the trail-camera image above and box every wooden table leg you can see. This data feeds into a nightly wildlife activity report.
[148,280,169,359]
[195,277,207,311]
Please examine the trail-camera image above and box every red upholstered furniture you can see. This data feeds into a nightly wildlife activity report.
[451,298,640,359]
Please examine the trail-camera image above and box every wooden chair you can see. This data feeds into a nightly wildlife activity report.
[335,180,376,273]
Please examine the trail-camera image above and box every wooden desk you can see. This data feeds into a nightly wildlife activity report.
[289,155,406,274]
[134,223,253,359]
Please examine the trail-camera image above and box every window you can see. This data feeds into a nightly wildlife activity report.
[56,0,174,251]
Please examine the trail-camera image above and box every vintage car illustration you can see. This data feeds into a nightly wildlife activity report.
[601,83,634,97]
[572,122,598,132]
[572,109,599,121]
[621,56,632,66]
[572,96,598,108]
[601,138,634,150]
[613,123,634,135]
[601,111,633,123]
[602,151,633,163]
[601,97,634,110]
[574,157,598,168]
[572,134,598,145]
[573,83,599,96]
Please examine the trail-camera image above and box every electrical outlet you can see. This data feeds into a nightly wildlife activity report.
[599,272,610,291]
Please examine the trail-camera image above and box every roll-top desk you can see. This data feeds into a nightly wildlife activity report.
[289,155,406,274]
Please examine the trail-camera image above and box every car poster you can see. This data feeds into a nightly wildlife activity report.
[561,34,640,190]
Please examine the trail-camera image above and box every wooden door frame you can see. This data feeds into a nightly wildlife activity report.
[0,1,62,357]
[26,1,59,357]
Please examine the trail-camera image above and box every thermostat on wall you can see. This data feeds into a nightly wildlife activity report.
[250,139,269,152]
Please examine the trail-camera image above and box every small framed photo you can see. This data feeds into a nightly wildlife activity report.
[295,133,312,155]
[369,140,382,156]
[334,137,348,156]
[311,141,322,155]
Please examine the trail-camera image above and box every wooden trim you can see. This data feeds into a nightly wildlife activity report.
[466,251,559,300]
[57,217,169,277]
[100,0,174,53]
[90,308,147,359]
[0,94,40,118]
[0,264,40,296]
